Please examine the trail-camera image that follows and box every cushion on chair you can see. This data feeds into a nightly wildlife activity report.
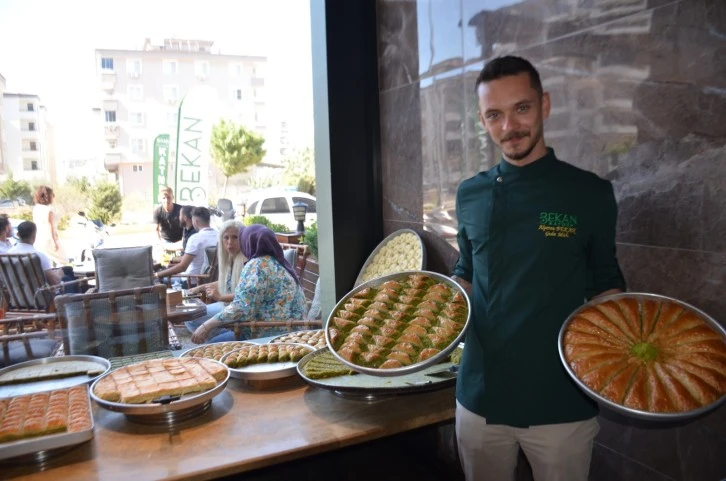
[1,339,61,367]
[94,246,154,292]
[283,248,298,271]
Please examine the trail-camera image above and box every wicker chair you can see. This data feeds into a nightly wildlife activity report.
[54,285,170,358]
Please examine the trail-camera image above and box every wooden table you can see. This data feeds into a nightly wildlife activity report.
[5,379,456,480]
[166,299,206,325]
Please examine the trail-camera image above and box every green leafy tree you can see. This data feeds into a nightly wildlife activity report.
[87,181,122,225]
[0,173,32,204]
[282,148,316,195]
[305,221,318,259]
[210,119,266,197]
[242,215,289,234]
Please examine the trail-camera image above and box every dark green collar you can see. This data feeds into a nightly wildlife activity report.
[497,147,557,179]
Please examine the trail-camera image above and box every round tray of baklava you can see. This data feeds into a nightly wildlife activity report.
[220,343,315,381]
[559,292,726,421]
[90,357,230,422]
[268,330,327,350]
[354,229,426,287]
[326,270,470,377]
[180,341,259,361]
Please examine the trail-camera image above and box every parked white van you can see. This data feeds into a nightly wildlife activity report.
[242,190,317,232]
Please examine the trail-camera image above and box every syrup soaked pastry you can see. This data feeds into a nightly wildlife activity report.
[271,330,327,349]
[93,358,227,404]
[328,273,468,369]
[223,344,313,368]
[0,385,91,443]
[182,341,257,361]
[563,296,726,413]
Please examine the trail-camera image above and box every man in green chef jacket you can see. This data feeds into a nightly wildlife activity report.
[452,56,626,481]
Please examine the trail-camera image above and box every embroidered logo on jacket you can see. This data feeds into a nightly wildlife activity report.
[538,212,577,238]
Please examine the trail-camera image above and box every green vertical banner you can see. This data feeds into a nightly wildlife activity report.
[153,134,170,205]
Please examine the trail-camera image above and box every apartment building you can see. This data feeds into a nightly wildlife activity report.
[1,91,55,184]
[95,38,270,199]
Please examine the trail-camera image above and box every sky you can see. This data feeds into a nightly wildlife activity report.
[0,0,313,160]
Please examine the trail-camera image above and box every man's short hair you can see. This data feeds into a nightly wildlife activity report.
[475,56,543,96]
[160,186,174,198]
[0,214,9,232]
[181,205,194,219]
[16,221,37,241]
[191,206,211,225]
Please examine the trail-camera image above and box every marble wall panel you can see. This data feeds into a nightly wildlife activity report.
[377,1,420,91]
[380,81,424,224]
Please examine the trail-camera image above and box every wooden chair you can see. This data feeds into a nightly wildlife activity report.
[299,256,319,303]
[54,285,170,358]
[0,253,88,315]
[0,313,61,367]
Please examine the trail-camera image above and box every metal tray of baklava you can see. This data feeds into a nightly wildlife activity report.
[0,385,95,462]
[354,229,426,287]
[0,355,110,399]
[89,360,230,418]
[325,270,471,377]
[220,343,315,381]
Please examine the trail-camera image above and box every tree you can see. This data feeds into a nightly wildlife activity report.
[0,173,32,204]
[282,147,316,195]
[87,181,122,225]
[210,119,266,197]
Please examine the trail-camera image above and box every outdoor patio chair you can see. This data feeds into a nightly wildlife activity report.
[0,253,89,315]
[161,245,218,290]
[54,284,170,358]
[93,245,155,292]
[0,313,61,367]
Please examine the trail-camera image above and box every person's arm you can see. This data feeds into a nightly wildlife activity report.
[204,283,233,303]
[187,280,216,295]
[48,210,59,251]
[585,181,627,300]
[44,268,63,285]
[155,253,194,278]
[451,189,473,296]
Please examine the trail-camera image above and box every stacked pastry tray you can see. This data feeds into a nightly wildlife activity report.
[354,229,426,287]
[0,384,95,462]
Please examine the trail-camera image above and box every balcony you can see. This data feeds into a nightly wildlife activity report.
[104,124,120,140]
[104,152,122,171]
[100,72,116,92]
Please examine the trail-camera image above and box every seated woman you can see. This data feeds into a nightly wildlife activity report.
[184,219,247,337]
[191,224,307,344]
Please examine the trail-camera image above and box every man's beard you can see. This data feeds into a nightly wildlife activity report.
[500,128,542,162]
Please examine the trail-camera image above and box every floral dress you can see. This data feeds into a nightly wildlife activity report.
[213,255,307,340]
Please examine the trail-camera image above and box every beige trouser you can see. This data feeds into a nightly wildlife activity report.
[455,401,599,481]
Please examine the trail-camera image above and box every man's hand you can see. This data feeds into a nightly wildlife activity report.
[452,275,472,295]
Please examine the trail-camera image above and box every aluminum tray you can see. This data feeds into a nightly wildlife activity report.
[179,341,258,360]
[220,343,314,381]
[90,359,229,420]
[0,385,94,462]
[326,270,471,377]
[558,292,726,422]
[354,229,426,287]
[297,346,460,398]
[268,330,327,349]
[0,355,111,399]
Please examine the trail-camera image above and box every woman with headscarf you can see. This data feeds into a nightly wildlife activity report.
[191,224,307,344]
[184,220,246,336]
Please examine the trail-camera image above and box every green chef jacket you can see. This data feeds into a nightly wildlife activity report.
[453,148,626,427]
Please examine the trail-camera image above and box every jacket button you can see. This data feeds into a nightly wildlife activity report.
[496,176,503,183]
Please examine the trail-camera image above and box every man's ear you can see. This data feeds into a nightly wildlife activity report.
[541,92,551,120]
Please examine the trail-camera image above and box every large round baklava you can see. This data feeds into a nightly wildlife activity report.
[327,273,468,371]
[562,296,726,413]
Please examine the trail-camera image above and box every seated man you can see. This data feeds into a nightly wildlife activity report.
[155,207,218,287]
[9,221,64,286]
[0,215,15,253]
